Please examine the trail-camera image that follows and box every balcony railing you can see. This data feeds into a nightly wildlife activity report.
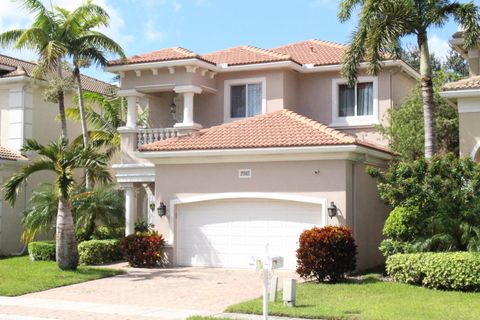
[137,128,179,148]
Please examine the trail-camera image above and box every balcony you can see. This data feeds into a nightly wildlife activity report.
[137,128,179,148]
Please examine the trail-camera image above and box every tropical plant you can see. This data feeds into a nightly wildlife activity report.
[72,185,124,241]
[21,183,125,243]
[66,91,150,158]
[369,154,480,253]
[339,0,480,159]
[0,0,70,137]
[21,183,58,243]
[3,138,111,270]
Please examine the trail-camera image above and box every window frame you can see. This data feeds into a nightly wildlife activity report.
[330,76,379,127]
[224,77,267,123]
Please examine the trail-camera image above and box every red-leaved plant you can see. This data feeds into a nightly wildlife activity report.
[120,231,165,267]
[296,226,357,283]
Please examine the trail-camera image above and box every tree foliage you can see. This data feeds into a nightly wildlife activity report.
[369,155,480,253]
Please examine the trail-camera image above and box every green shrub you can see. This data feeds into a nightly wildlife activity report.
[296,226,357,283]
[78,239,122,265]
[383,206,421,241]
[28,241,55,261]
[369,155,480,252]
[92,226,125,240]
[120,231,165,267]
[386,252,480,291]
[379,239,412,257]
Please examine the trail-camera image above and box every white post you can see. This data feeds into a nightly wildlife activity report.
[124,184,135,235]
[182,92,194,125]
[263,268,269,320]
[126,96,137,128]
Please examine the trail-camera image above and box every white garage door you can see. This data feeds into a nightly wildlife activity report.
[176,198,324,269]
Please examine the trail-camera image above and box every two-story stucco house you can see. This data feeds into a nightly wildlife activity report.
[0,54,111,255]
[106,40,419,270]
[441,32,480,162]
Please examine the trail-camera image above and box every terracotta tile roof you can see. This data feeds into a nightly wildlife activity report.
[270,39,346,66]
[201,45,292,66]
[108,47,199,66]
[139,109,389,153]
[443,76,480,91]
[0,54,113,94]
[109,39,349,67]
[0,145,27,161]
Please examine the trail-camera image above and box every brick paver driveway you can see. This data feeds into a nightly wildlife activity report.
[0,264,297,319]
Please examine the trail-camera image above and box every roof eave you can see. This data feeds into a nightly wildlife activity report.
[135,145,392,165]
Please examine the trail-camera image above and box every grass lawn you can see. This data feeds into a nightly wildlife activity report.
[225,274,480,320]
[0,256,123,296]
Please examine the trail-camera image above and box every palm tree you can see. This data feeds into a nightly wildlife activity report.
[338,0,480,159]
[66,91,149,159]
[73,185,125,241]
[0,0,69,137]
[3,139,111,270]
[55,1,125,188]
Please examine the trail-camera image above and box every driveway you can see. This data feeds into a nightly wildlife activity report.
[0,264,297,320]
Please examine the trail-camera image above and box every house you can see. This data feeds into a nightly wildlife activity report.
[106,40,419,270]
[0,54,112,255]
[441,32,480,162]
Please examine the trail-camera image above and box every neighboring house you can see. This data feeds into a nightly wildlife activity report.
[441,32,480,161]
[106,39,419,270]
[0,54,112,255]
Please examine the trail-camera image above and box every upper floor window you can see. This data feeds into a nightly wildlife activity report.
[331,76,378,127]
[225,77,266,122]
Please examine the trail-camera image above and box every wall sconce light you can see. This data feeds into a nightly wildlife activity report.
[327,201,338,218]
[170,94,177,121]
[157,202,167,217]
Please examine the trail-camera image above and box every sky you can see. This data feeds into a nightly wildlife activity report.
[0,0,478,83]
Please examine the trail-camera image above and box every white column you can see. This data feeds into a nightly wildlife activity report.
[173,85,203,133]
[126,96,137,128]
[124,183,136,235]
[182,92,194,125]
[8,86,32,151]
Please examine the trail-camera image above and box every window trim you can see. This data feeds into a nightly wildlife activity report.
[224,77,267,123]
[330,76,379,127]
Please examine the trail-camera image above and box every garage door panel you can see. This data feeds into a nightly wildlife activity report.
[177,198,323,269]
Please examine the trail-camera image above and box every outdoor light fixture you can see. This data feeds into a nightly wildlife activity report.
[157,202,167,217]
[327,201,338,218]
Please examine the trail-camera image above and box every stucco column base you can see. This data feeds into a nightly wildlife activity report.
[118,127,139,162]
[174,122,202,135]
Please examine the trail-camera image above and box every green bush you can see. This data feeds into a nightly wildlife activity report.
[28,241,55,261]
[383,206,421,241]
[92,226,125,240]
[78,239,122,265]
[369,155,480,253]
[379,239,412,257]
[386,252,480,291]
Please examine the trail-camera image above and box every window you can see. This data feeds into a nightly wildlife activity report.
[338,82,373,117]
[224,78,266,122]
[230,83,262,118]
[331,77,378,127]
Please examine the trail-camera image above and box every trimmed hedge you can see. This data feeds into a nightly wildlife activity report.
[92,226,125,240]
[296,226,357,283]
[386,252,480,291]
[28,241,56,261]
[78,239,123,265]
[120,232,165,267]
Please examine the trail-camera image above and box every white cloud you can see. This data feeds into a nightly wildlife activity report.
[428,34,451,62]
[173,0,182,12]
[0,0,133,60]
[144,20,166,41]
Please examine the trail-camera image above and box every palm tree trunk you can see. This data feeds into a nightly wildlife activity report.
[57,62,68,138]
[56,198,79,270]
[418,31,436,159]
[74,66,91,189]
